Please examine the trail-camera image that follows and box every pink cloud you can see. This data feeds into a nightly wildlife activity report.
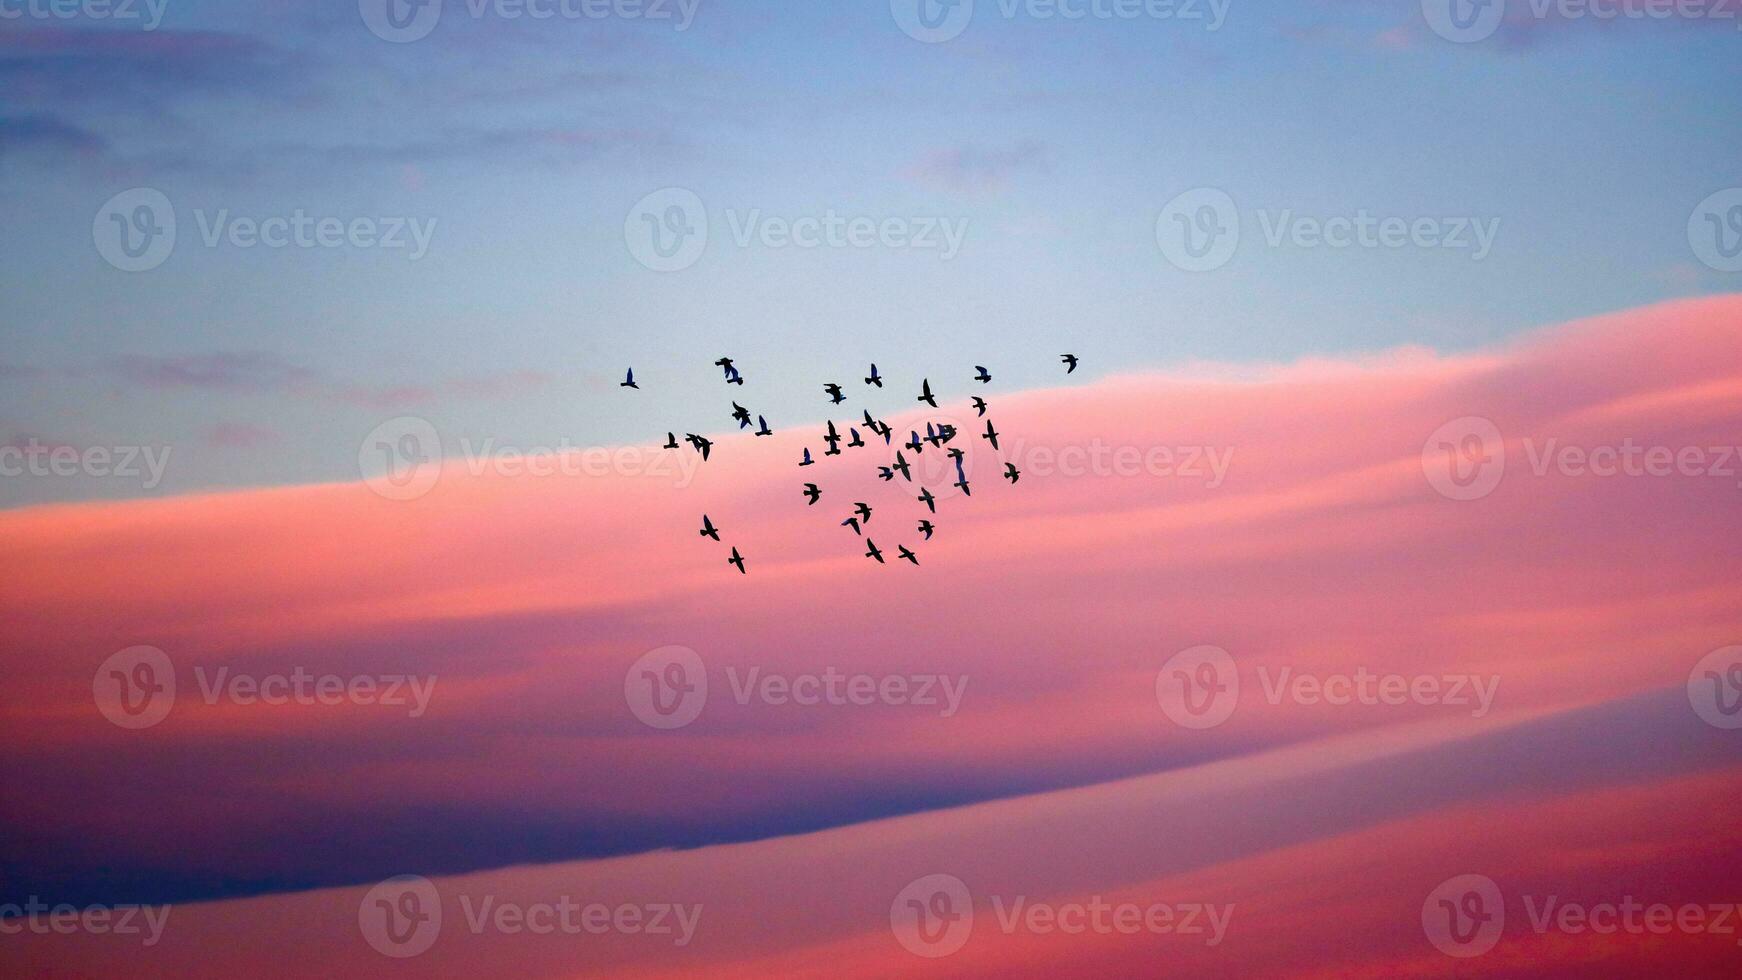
[0,296,1738,955]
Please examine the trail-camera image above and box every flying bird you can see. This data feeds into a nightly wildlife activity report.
[864,539,885,564]
[982,419,1000,451]
[663,432,679,449]
[824,383,845,404]
[803,483,821,504]
[917,487,936,513]
[1005,462,1021,483]
[906,431,925,454]
[726,365,744,385]
[699,515,720,541]
[954,474,972,497]
[971,396,987,417]
[897,545,919,565]
[728,547,746,574]
[842,516,862,535]
[853,501,872,524]
[917,379,937,408]
[755,415,772,436]
[685,434,712,461]
[891,451,912,481]
[974,365,991,384]
[878,466,895,481]
[620,368,638,389]
[731,402,752,428]
[917,519,935,540]
[946,447,965,467]
[823,421,843,456]
[1061,353,1078,374]
[847,427,865,448]
[800,448,814,466]
[865,364,882,387]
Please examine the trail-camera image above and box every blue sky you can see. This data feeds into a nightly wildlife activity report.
[2,0,1739,505]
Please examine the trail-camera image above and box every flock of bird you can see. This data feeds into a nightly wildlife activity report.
[622,354,1081,574]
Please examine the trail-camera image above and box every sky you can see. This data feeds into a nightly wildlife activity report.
[2,0,1740,506]
[3,3,1742,975]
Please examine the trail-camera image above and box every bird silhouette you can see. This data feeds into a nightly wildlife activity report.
[842,516,862,535]
[823,421,843,456]
[755,415,772,436]
[685,434,712,461]
[865,539,885,564]
[731,402,752,428]
[897,545,919,565]
[728,547,746,574]
[974,365,991,384]
[620,368,638,389]
[1004,462,1021,483]
[726,365,744,385]
[906,431,925,454]
[878,466,896,481]
[800,447,814,466]
[1061,353,1078,374]
[954,473,972,497]
[824,383,845,404]
[982,419,1000,451]
[803,482,821,504]
[891,451,912,481]
[971,396,987,417]
[663,432,679,449]
[700,515,720,541]
[917,379,937,408]
[865,364,882,387]
[917,519,935,540]
[917,487,936,513]
[853,501,872,524]
[946,447,965,467]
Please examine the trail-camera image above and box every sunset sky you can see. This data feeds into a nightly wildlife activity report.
[2,2,1741,977]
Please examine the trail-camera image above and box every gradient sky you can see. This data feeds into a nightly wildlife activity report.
[2,0,1740,505]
